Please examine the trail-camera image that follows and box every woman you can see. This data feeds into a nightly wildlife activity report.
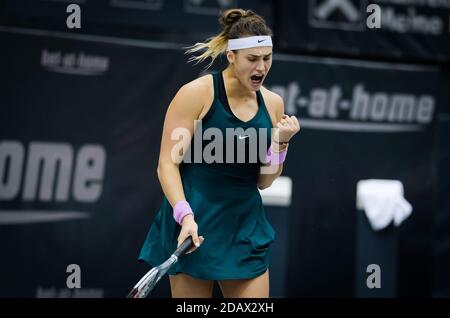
[139,8,300,298]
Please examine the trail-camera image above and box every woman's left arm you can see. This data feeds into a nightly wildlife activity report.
[257,93,300,190]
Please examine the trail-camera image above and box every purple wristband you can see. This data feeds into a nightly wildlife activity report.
[173,200,194,225]
[266,145,288,165]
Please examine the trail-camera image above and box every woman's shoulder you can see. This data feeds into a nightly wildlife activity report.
[180,73,214,103]
[182,73,214,95]
[173,73,214,117]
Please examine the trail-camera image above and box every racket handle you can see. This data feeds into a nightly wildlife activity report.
[174,236,195,258]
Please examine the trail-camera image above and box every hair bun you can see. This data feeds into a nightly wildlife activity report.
[220,9,248,27]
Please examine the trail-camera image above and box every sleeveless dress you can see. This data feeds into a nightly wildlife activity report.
[138,71,276,280]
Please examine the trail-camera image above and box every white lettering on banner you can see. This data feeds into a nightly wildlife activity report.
[0,141,106,202]
[382,6,443,35]
[269,82,435,132]
[350,84,434,123]
[41,49,109,75]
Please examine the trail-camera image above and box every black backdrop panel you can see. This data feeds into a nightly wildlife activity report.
[278,0,450,62]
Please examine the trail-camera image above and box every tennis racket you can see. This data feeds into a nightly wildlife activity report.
[127,236,194,298]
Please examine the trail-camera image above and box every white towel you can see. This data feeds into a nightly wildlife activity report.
[356,179,413,231]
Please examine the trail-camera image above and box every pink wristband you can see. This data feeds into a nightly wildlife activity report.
[266,145,288,165]
[173,200,194,225]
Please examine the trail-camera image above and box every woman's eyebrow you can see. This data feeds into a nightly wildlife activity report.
[247,53,273,58]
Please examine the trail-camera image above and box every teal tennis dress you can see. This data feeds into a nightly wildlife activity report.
[138,71,276,280]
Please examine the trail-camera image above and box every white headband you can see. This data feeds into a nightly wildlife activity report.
[227,36,273,51]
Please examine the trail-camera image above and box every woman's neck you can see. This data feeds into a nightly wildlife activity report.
[223,67,255,100]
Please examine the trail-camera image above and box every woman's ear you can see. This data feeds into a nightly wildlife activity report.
[226,50,235,64]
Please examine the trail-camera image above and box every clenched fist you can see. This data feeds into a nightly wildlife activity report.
[273,114,300,146]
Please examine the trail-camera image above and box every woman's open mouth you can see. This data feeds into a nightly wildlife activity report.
[251,74,264,85]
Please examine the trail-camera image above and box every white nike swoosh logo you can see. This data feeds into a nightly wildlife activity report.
[238,135,249,140]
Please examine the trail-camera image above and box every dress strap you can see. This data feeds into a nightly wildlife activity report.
[217,71,230,113]
[212,71,219,102]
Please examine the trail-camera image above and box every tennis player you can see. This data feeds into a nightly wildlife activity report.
[139,8,300,298]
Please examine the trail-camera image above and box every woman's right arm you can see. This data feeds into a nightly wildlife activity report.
[157,79,209,248]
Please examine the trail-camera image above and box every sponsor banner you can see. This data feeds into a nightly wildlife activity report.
[266,55,442,133]
[278,0,450,61]
[264,55,447,296]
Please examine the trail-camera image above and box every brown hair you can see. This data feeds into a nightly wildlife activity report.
[185,8,272,69]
